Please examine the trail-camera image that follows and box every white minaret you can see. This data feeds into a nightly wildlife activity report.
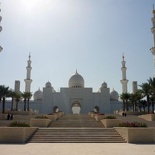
[150,5,155,77]
[0,3,3,52]
[24,54,32,92]
[120,54,128,93]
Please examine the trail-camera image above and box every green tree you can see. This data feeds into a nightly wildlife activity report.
[0,85,9,113]
[139,82,151,113]
[120,93,130,111]
[21,92,32,111]
[7,89,16,111]
[148,77,155,113]
[26,92,32,111]
[14,92,21,111]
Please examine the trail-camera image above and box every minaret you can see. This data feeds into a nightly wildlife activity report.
[120,54,128,93]
[0,3,3,52]
[24,54,32,92]
[150,5,155,77]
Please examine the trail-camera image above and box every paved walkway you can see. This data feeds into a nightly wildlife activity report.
[0,143,155,155]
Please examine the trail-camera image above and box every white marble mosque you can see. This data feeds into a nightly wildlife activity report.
[4,54,133,114]
[6,4,155,115]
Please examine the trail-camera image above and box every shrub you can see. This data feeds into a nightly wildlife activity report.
[8,121,30,127]
[98,113,104,115]
[35,116,48,119]
[104,116,116,119]
[119,121,147,127]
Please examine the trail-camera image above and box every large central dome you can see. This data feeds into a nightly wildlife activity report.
[69,70,84,88]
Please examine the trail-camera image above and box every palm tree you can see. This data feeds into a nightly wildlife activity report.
[139,82,151,113]
[7,89,16,111]
[120,93,130,111]
[14,92,21,111]
[26,92,32,111]
[21,92,30,111]
[148,77,155,113]
[0,85,9,113]
[129,93,136,111]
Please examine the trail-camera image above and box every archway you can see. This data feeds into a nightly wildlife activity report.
[72,101,81,114]
[94,106,100,113]
[53,106,59,113]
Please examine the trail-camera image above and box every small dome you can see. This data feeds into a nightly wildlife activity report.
[46,81,52,88]
[101,82,107,88]
[34,88,43,100]
[110,89,119,100]
[0,26,2,32]
[0,46,3,52]
[69,70,84,88]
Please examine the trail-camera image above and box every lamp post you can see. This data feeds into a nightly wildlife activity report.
[0,2,3,52]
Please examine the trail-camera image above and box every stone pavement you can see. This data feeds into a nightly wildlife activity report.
[0,143,155,155]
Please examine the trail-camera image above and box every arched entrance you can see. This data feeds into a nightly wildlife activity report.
[72,101,81,114]
[94,106,100,113]
[53,106,59,113]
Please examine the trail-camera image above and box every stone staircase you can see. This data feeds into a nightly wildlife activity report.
[28,114,126,143]
[48,114,104,127]
[29,128,126,143]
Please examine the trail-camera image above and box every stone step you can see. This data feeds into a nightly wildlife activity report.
[29,128,126,143]
[28,114,126,143]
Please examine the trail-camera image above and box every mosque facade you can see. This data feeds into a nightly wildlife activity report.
[7,54,129,114]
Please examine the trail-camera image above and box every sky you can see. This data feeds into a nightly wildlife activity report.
[0,0,155,96]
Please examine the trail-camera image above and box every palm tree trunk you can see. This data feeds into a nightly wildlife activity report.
[11,98,13,111]
[126,100,129,111]
[27,98,29,111]
[152,101,155,113]
[15,101,18,111]
[2,97,5,114]
[24,99,26,111]
[147,95,150,113]
[123,101,125,111]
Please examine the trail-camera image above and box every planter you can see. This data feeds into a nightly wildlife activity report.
[0,127,37,143]
[101,119,122,128]
[94,115,105,121]
[139,114,155,121]
[45,114,58,121]
[90,113,98,118]
[115,127,155,143]
[30,119,51,127]
[8,111,34,115]
[0,114,6,120]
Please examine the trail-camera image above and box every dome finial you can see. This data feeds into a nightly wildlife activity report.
[29,52,31,60]
[122,53,125,61]
[75,69,78,75]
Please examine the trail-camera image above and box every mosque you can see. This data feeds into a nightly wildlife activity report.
[2,3,150,115]
[9,54,133,114]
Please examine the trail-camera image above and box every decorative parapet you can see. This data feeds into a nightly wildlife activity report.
[139,114,155,121]
[30,119,51,127]
[115,127,155,143]
[0,127,38,143]
[101,119,122,128]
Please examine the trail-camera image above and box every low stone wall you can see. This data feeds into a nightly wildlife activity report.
[115,127,155,143]
[0,127,38,143]
[8,111,34,115]
[0,114,6,120]
[30,119,51,127]
[101,119,122,128]
[45,114,58,120]
[139,114,155,121]
[94,115,105,121]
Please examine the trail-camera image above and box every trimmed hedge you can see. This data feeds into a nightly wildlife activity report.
[8,121,30,127]
[119,121,147,127]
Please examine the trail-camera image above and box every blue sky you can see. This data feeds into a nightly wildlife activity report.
[0,0,154,96]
